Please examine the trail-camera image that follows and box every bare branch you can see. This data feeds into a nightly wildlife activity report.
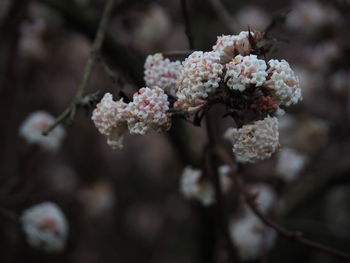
[215,147,350,262]
[42,0,116,135]
[180,0,195,50]
[207,0,238,33]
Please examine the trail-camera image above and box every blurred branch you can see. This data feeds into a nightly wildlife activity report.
[180,0,195,49]
[39,0,144,86]
[215,147,350,262]
[205,111,241,263]
[207,0,238,34]
[43,0,116,135]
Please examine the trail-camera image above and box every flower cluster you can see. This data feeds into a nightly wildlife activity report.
[21,202,69,253]
[92,87,170,149]
[144,53,181,96]
[175,51,223,112]
[94,30,301,160]
[225,54,267,92]
[180,165,232,206]
[19,111,66,151]
[224,116,279,163]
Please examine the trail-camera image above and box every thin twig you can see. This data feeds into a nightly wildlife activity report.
[43,0,116,135]
[180,0,195,50]
[207,0,238,33]
[215,147,350,262]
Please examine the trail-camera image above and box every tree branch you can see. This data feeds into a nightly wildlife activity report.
[215,147,350,262]
[205,111,241,263]
[207,0,238,34]
[180,0,195,50]
[42,0,116,135]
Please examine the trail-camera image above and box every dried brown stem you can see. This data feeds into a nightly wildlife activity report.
[215,147,350,262]
[42,0,116,135]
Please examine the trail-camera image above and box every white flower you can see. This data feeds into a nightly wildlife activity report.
[175,51,223,112]
[127,86,171,135]
[265,59,302,106]
[91,93,128,149]
[19,111,65,151]
[21,202,68,253]
[180,166,232,206]
[247,184,277,213]
[286,1,341,31]
[236,6,269,31]
[212,31,254,63]
[224,116,279,163]
[276,148,307,182]
[229,212,276,260]
[144,53,182,96]
[225,54,267,92]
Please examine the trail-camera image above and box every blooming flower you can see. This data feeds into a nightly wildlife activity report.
[144,53,182,96]
[175,51,223,112]
[19,111,65,151]
[265,59,302,106]
[127,86,171,135]
[212,31,255,63]
[225,54,267,92]
[21,202,69,253]
[91,93,128,149]
[224,116,279,163]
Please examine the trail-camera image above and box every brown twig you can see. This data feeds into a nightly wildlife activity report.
[180,0,195,50]
[207,0,238,33]
[42,0,116,135]
[215,147,350,262]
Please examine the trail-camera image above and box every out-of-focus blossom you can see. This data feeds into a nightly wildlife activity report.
[279,114,329,153]
[247,184,278,213]
[79,181,116,218]
[276,148,307,182]
[180,166,232,206]
[229,212,276,260]
[287,1,341,31]
[19,111,66,151]
[224,116,279,163]
[144,53,182,96]
[18,18,47,61]
[21,202,68,253]
[306,41,340,71]
[330,69,350,95]
[236,6,270,31]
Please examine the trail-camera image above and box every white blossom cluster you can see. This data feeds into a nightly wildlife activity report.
[212,31,254,63]
[21,202,69,253]
[266,59,302,106]
[175,51,223,112]
[19,111,66,152]
[229,211,276,260]
[180,165,232,206]
[225,54,267,92]
[144,53,182,96]
[92,86,170,149]
[224,116,279,163]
